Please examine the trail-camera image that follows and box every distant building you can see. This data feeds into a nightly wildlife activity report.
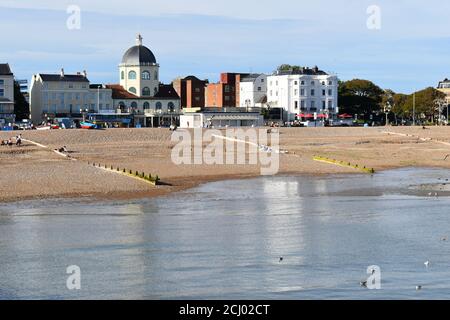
[172,76,208,109]
[30,34,181,127]
[0,63,15,126]
[437,79,450,105]
[205,73,249,108]
[239,74,267,109]
[266,66,339,121]
[29,69,113,124]
[180,109,264,128]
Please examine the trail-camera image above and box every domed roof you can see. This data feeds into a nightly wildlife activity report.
[121,35,157,65]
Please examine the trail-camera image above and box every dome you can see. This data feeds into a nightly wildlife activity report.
[121,35,157,65]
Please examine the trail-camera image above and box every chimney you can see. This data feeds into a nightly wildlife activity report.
[83,70,87,78]
[60,68,65,77]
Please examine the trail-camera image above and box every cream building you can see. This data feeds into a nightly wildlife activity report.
[119,34,160,98]
[0,63,15,126]
[437,79,450,105]
[30,35,181,127]
[239,74,267,109]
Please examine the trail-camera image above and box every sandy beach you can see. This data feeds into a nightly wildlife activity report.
[2,126,450,203]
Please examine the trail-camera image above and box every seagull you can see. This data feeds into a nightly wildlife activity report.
[442,236,448,241]
[424,261,430,268]
[279,257,284,263]
[416,285,422,291]
[360,281,368,288]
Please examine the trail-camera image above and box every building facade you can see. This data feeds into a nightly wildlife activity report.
[29,70,113,124]
[239,74,267,109]
[0,63,15,126]
[205,73,248,108]
[437,79,450,105]
[266,66,339,121]
[173,76,208,109]
[30,35,181,127]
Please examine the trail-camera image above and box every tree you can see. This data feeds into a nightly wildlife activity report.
[402,87,445,122]
[338,79,384,117]
[14,81,30,121]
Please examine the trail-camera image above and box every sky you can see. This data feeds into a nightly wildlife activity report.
[1,0,450,93]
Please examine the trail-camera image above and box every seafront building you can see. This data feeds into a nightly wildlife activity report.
[172,76,208,109]
[266,66,339,122]
[0,63,15,126]
[239,73,267,109]
[437,79,450,106]
[30,35,181,127]
[205,73,249,108]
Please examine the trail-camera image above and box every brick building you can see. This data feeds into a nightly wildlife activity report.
[172,76,208,109]
[205,73,249,108]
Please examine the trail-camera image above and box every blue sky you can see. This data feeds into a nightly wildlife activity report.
[1,0,450,93]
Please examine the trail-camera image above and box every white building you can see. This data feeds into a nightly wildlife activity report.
[239,74,267,109]
[267,66,338,122]
[180,110,264,128]
[0,63,15,126]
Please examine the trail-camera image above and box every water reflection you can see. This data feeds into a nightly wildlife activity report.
[1,168,450,299]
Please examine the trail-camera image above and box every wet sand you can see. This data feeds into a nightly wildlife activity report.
[2,126,450,203]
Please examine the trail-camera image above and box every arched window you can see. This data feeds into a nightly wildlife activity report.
[154,71,158,80]
[131,102,138,109]
[128,71,137,80]
[142,87,151,96]
[156,102,162,110]
[142,71,151,80]
[168,102,175,112]
[121,71,124,80]
[154,87,158,95]
[119,101,125,107]
[143,102,150,110]
[129,87,137,94]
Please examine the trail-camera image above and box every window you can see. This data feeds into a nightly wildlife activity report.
[156,102,162,110]
[328,89,332,96]
[224,85,230,93]
[300,89,305,96]
[311,81,315,86]
[301,81,305,85]
[311,89,315,96]
[270,90,273,96]
[121,71,124,80]
[301,100,305,109]
[195,96,200,101]
[257,87,262,91]
[294,89,298,95]
[129,87,137,94]
[131,102,138,109]
[143,102,150,110]
[261,79,265,83]
[168,102,175,112]
[154,71,158,80]
[294,101,298,109]
[322,90,326,96]
[0,88,4,97]
[224,96,231,101]
[69,83,73,89]
[328,101,333,109]
[142,87,151,96]
[195,87,201,93]
[322,101,326,109]
[128,71,137,80]
[142,71,151,80]
[0,80,4,86]
[322,81,325,85]
[294,81,298,85]
[328,81,333,85]
[311,101,315,108]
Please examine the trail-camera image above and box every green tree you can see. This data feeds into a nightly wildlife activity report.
[14,81,30,121]
[402,87,445,121]
[338,79,384,116]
